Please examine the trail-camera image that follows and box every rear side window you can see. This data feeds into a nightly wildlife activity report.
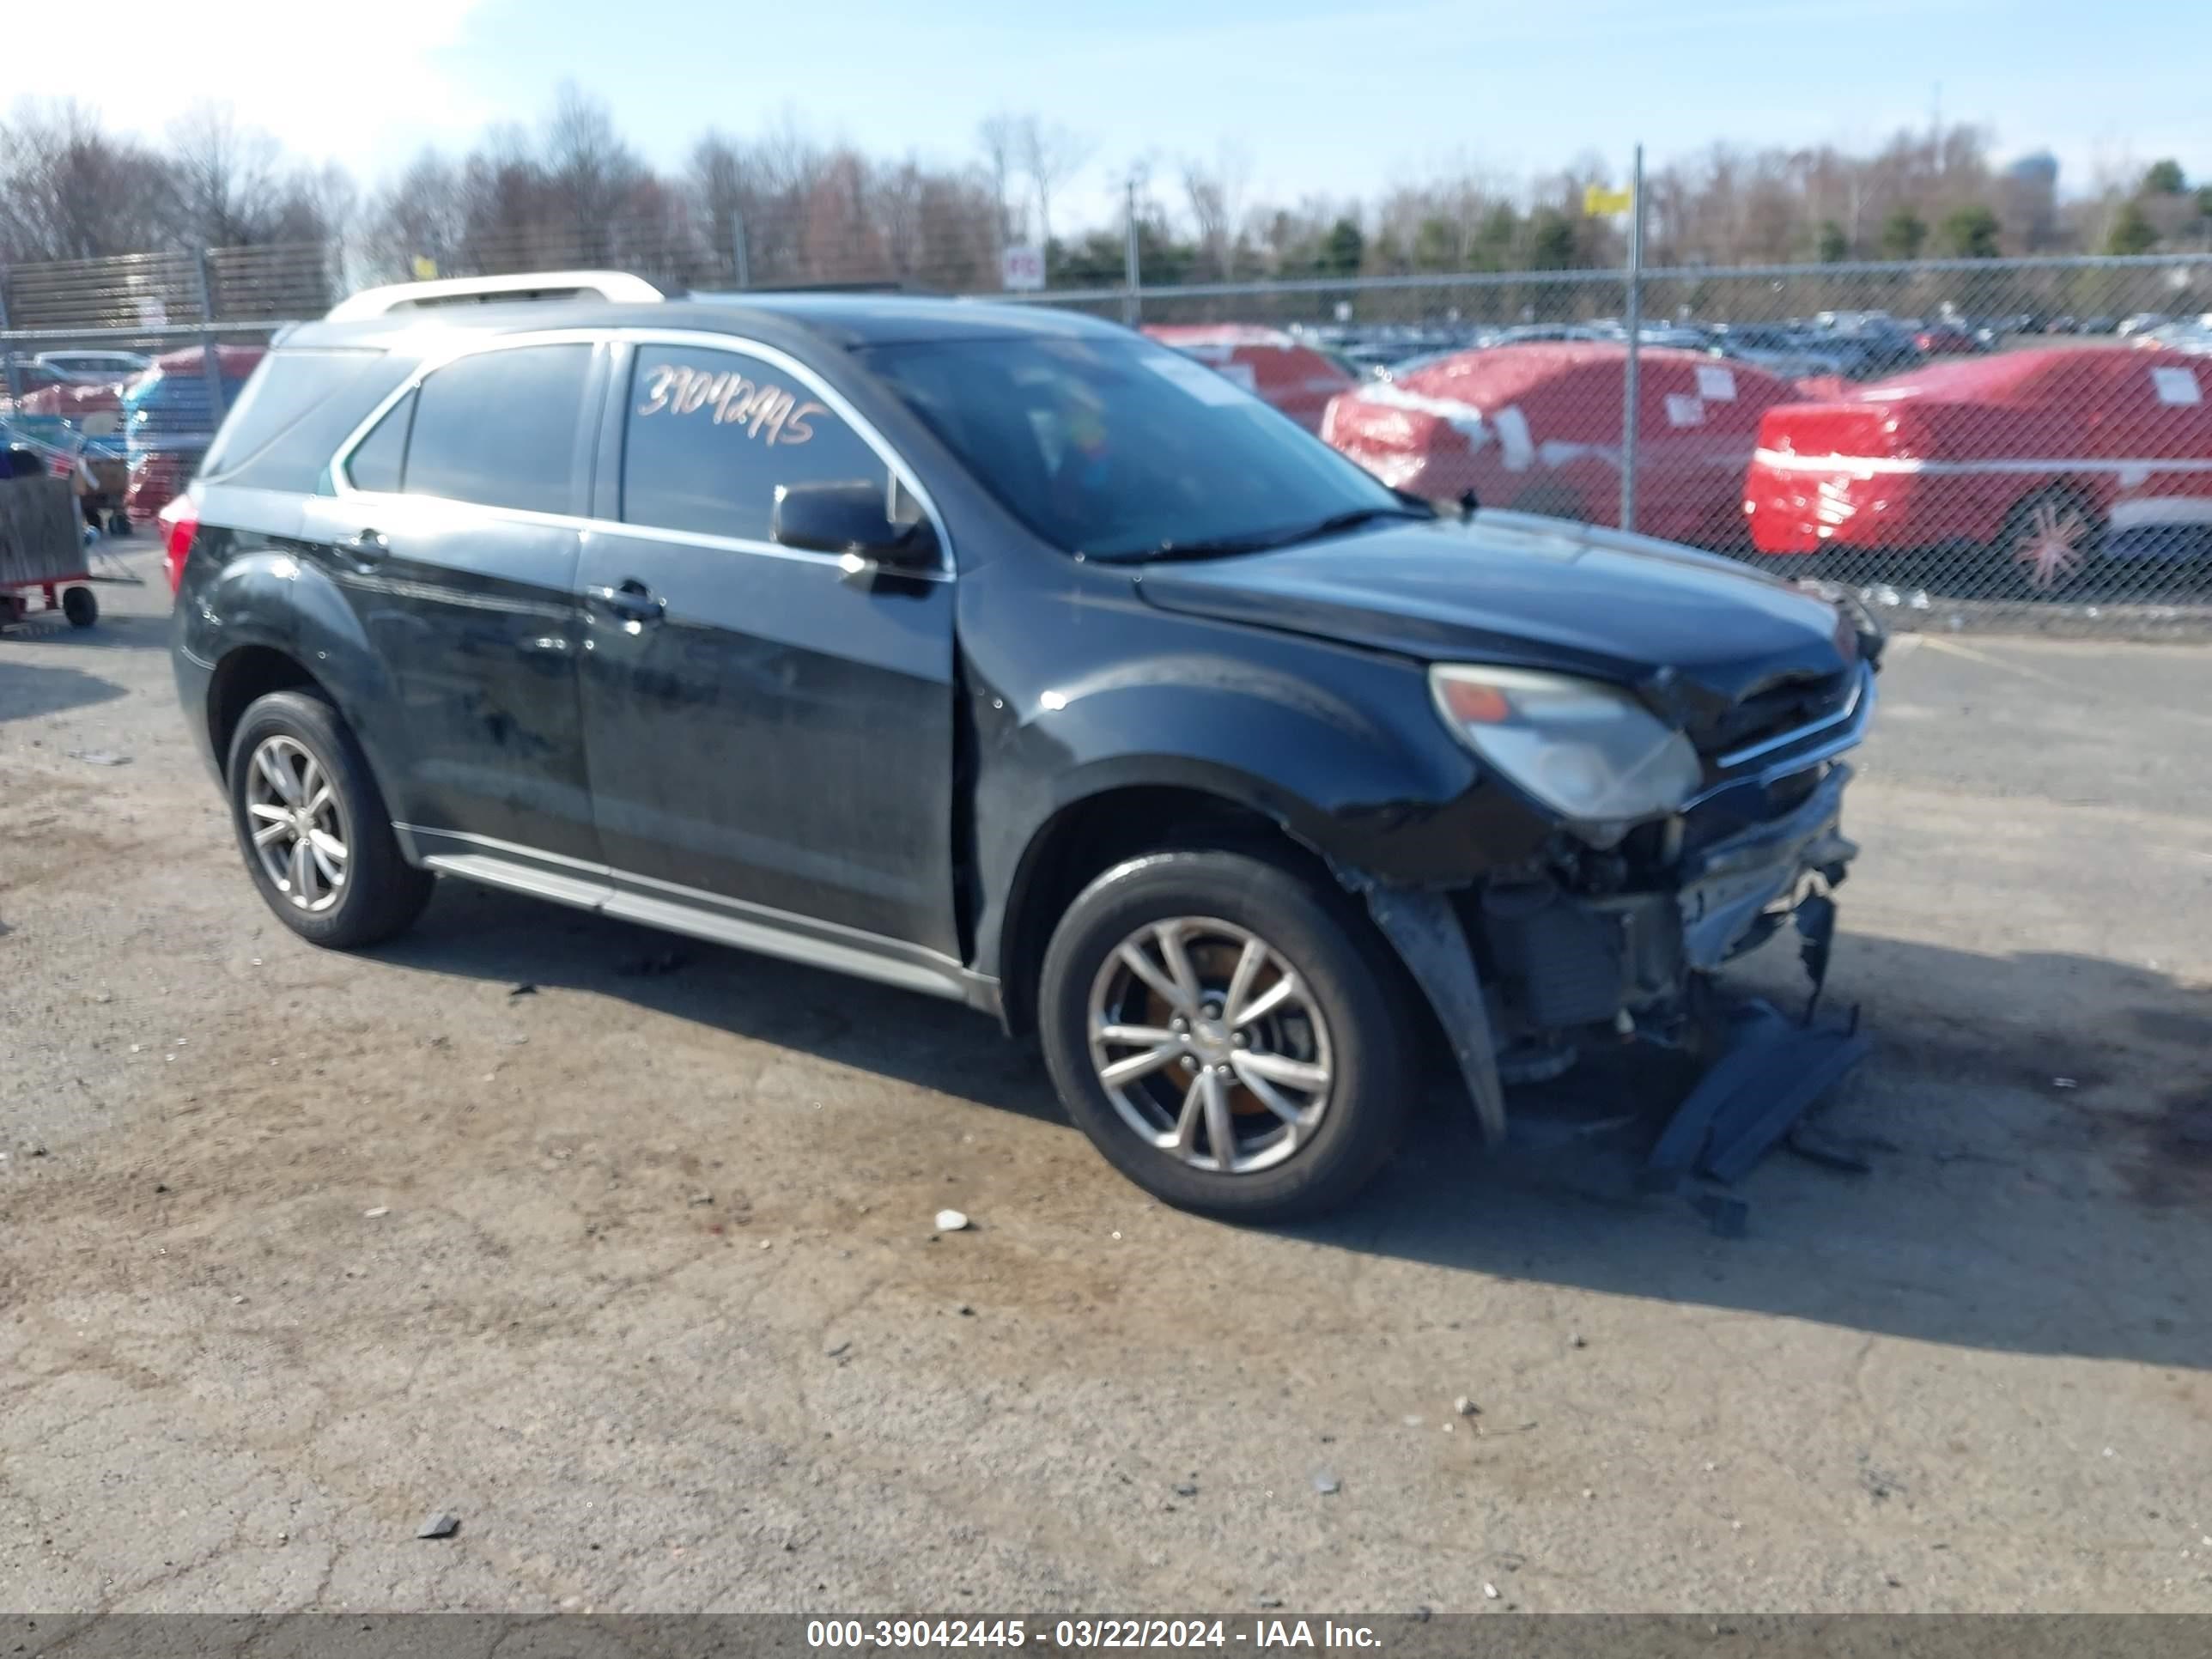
[201,348,398,484]
[619,345,888,541]
[404,344,591,514]
[344,392,412,493]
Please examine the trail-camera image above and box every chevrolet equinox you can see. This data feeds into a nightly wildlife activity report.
[168,276,1880,1220]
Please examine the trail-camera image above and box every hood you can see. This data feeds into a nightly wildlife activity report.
[1133,510,1859,710]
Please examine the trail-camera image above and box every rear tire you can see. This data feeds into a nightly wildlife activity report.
[62,586,97,627]
[1037,849,1413,1221]
[1995,484,2103,598]
[225,690,434,949]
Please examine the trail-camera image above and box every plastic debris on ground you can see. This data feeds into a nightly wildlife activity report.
[1644,998,1871,1189]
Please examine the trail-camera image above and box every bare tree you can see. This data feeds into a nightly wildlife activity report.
[544,82,643,261]
[1181,141,1250,278]
[366,149,468,277]
[976,112,1025,247]
[167,102,284,246]
[687,131,750,281]
[0,100,177,261]
[1015,116,1091,251]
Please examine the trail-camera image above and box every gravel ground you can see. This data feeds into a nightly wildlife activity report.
[3,549,2209,1613]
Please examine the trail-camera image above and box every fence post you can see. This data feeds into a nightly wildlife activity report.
[731,213,751,290]
[0,270,21,408]
[1619,143,1645,535]
[1122,177,1141,326]
[193,246,228,430]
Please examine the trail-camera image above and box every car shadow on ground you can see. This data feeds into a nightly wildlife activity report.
[0,658,129,723]
[376,878,2212,1373]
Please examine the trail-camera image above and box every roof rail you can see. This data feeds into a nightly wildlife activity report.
[326,270,665,320]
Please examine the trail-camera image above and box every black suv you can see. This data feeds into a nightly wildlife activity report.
[169,278,1878,1220]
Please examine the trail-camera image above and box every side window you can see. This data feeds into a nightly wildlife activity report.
[404,343,591,514]
[344,391,412,493]
[621,345,889,542]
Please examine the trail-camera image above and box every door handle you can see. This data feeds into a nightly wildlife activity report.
[339,528,389,562]
[586,579,665,627]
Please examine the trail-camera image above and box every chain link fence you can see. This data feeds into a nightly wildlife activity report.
[4,228,2209,628]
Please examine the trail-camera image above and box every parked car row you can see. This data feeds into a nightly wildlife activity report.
[1287,337,2211,596]
[1258,312,1977,388]
[2135,316,2212,356]
[2,349,154,393]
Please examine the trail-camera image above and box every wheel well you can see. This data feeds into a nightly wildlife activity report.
[2014,477,2101,514]
[996,786,1340,1037]
[207,647,325,768]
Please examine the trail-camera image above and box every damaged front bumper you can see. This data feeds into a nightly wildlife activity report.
[1676,763,1856,970]
[1362,762,1861,1146]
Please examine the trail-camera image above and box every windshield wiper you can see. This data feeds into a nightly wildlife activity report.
[1110,504,1433,565]
[1119,533,1292,564]
[1285,504,1435,544]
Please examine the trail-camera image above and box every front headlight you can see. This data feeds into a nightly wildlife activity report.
[1430,664,1703,830]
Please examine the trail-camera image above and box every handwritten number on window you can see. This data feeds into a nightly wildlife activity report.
[637,362,827,446]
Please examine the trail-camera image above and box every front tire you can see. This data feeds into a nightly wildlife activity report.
[1038,850,1413,1221]
[225,690,434,949]
[62,585,97,627]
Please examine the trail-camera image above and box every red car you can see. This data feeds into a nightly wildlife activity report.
[1320,343,1803,548]
[122,343,264,521]
[1142,325,1358,433]
[1742,347,2212,593]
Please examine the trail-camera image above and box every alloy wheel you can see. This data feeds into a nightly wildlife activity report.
[243,734,350,913]
[2009,500,2094,592]
[1086,916,1334,1175]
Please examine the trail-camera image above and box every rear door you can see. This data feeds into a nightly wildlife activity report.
[304,335,605,867]
[573,333,961,963]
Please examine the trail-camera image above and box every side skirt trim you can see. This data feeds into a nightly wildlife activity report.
[404,826,997,1010]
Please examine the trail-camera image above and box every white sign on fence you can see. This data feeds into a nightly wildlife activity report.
[1000,245,1046,292]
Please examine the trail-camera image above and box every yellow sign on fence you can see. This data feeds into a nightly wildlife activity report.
[1583,185,1633,216]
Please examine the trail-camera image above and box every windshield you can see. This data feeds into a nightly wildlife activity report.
[860,334,1409,561]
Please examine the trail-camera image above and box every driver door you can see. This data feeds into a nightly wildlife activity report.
[574,336,963,965]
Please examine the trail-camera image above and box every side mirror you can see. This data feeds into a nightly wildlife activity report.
[772,480,938,580]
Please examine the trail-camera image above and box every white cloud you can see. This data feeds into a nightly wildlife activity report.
[23,0,495,179]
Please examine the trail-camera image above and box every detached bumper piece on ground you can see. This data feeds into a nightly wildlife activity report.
[1644,896,1875,1218]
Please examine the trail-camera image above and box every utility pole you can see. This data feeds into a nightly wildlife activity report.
[1122,176,1142,326]
[0,274,21,409]
[1620,143,1645,535]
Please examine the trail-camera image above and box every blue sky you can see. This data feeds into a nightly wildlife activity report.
[28,0,2212,225]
